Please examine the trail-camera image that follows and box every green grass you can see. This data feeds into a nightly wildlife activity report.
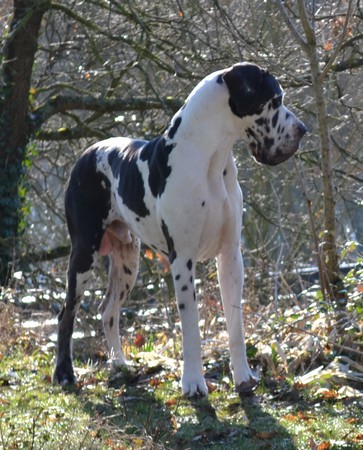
[1,330,363,450]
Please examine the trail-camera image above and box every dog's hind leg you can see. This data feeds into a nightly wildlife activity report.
[53,245,96,385]
[99,222,140,367]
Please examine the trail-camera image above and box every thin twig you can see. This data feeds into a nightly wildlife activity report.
[275,0,308,52]
[321,0,355,79]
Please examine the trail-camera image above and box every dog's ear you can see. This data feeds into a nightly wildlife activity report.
[222,63,266,118]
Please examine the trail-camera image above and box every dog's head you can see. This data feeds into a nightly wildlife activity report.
[222,62,306,166]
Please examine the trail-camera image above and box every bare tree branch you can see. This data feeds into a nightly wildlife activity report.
[275,0,308,53]
[32,95,183,130]
[331,57,363,72]
[321,0,355,79]
[20,245,70,265]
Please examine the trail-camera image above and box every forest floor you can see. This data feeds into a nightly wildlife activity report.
[1,268,363,450]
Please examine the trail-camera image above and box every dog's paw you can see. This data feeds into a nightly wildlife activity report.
[182,374,208,397]
[236,376,259,395]
[107,349,128,368]
[53,366,76,386]
[110,357,129,368]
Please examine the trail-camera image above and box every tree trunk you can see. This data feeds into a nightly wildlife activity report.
[296,1,340,301]
[308,47,340,299]
[0,0,50,285]
[277,0,343,301]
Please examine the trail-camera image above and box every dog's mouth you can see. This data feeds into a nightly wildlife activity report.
[251,142,298,166]
[250,121,306,166]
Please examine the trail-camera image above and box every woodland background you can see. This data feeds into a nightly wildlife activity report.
[0,0,362,293]
[0,1,363,449]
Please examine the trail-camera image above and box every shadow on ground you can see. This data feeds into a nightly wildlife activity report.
[80,370,298,450]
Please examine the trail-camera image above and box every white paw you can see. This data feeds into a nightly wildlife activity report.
[182,373,208,397]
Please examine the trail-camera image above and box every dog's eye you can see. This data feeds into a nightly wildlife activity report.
[272,96,282,109]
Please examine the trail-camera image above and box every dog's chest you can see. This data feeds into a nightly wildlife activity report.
[130,172,240,260]
[98,141,242,260]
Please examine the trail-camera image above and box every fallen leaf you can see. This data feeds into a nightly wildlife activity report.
[283,414,298,422]
[296,411,312,422]
[308,437,316,448]
[133,437,145,447]
[346,417,359,424]
[317,441,330,450]
[149,378,161,387]
[316,388,338,400]
[206,380,217,393]
[134,334,146,348]
[293,381,307,389]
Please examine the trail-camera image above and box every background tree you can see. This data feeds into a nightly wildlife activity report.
[277,0,356,302]
[0,0,50,283]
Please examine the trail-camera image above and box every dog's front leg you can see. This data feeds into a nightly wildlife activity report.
[216,248,258,394]
[171,258,208,397]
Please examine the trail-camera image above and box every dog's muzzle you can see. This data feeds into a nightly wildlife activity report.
[251,119,306,166]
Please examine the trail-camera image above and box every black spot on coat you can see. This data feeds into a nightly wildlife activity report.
[107,144,150,217]
[161,219,177,264]
[123,264,132,275]
[167,116,182,139]
[140,137,175,197]
[272,111,279,128]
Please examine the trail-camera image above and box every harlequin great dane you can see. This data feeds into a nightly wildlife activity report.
[54,62,306,396]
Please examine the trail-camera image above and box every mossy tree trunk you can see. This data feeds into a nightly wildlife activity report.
[0,0,50,284]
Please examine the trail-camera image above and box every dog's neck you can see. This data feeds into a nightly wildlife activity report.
[164,73,243,174]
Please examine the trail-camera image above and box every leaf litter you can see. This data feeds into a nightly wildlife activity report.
[1,262,363,449]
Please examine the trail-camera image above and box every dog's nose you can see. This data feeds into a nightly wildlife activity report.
[298,122,307,138]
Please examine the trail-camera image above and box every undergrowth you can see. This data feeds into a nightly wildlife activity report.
[0,257,363,449]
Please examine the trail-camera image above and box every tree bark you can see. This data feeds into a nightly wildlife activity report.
[308,48,340,298]
[295,0,342,300]
[0,0,50,284]
[277,0,352,301]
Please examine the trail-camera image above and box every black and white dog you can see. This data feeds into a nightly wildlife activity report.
[54,63,306,396]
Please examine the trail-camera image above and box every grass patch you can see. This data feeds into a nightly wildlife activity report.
[1,263,363,450]
[1,317,362,450]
